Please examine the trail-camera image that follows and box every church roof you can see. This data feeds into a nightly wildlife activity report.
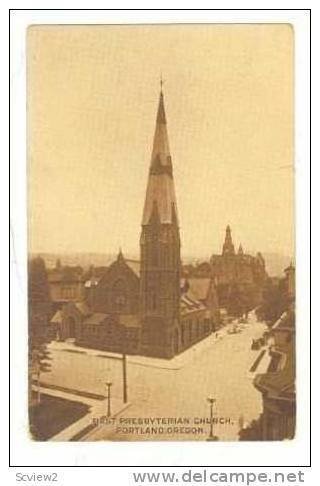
[50,310,63,324]
[142,90,179,226]
[83,313,108,325]
[82,312,140,328]
[180,278,210,315]
[187,278,211,301]
[125,259,140,277]
[180,294,207,315]
[75,301,91,316]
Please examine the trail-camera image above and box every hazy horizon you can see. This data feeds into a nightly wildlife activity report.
[28,24,294,258]
[29,249,293,278]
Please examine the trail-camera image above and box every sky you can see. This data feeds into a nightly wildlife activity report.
[28,24,294,259]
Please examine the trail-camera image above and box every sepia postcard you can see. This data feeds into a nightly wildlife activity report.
[26,23,296,444]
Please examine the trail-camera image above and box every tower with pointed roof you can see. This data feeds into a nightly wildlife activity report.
[222,225,235,256]
[140,87,181,358]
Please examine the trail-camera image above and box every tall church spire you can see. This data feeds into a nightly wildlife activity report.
[140,85,181,358]
[142,88,178,225]
[222,225,235,255]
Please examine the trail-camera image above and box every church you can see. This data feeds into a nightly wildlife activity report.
[52,87,220,358]
[210,225,268,313]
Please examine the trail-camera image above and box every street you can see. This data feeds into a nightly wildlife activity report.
[44,313,267,441]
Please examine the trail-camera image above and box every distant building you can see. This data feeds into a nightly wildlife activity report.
[47,260,85,307]
[284,262,295,302]
[210,226,268,313]
[182,227,268,315]
[51,88,220,358]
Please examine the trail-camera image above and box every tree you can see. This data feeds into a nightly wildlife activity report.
[28,256,52,405]
[257,278,287,323]
[227,283,244,317]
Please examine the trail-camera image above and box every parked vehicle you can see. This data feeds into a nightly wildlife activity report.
[251,339,261,350]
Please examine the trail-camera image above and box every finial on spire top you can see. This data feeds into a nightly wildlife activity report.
[117,247,124,262]
[160,73,165,93]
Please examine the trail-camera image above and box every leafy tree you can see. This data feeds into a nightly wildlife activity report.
[28,256,52,405]
[227,283,244,317]
[257,278,287,323]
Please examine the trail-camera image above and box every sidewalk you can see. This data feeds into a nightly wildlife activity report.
[49,333,221,370]
[48,319,263,371]
[33,384,131,441]
[48,312,264,370]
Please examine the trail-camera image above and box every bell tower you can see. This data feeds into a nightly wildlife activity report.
[140,86,181,358]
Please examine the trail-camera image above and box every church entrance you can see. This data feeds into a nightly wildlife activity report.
[67,316,76,338]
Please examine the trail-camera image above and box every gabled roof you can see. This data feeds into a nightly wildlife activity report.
[180,277,213,315]
[47,267,83,283]
[75,301,91,317]
[125,259,140,278]
[96,254,140,286]
[50,310,63,324]
[180,282,207,316]
[83,313,108,326]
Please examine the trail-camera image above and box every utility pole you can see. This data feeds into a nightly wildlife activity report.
[122,353,128,403]
[106,382,113,417]
[206,397,218,441]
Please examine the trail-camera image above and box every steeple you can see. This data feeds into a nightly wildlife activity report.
[222,225,235,256]
[238,244,244,256]
[142,88,178,225]
[117,247,125,262]
[140,84,181,358]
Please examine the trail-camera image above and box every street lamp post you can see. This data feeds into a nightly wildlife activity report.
[206,397,219,441]
[122,353,128,404]
[106,381,113,417]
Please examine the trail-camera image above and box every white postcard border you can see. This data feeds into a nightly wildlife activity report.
[10,9,310,467]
